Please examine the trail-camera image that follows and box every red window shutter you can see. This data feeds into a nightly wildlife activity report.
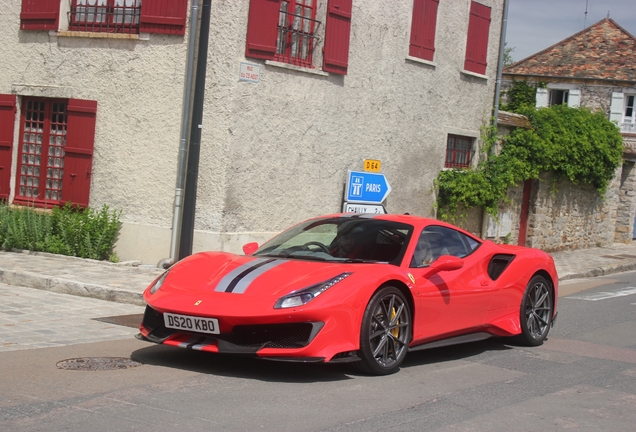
[245,0,280,60]
[409,0,439,61]
[464,1,491,75]
[0,95,17,200]
[140,0,188,36]
[323,0,352,75]
[62,99,97,208]
[20,0,60,31]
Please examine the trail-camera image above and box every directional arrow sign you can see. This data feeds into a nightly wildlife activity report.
[345,170,391,204]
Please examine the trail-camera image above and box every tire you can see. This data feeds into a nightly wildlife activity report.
[518,275,553,346]
[355,286,411,375]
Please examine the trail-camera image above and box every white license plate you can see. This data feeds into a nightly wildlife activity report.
[164,313,220,335]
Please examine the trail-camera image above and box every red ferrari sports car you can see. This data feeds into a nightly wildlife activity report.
[138,213,558,375]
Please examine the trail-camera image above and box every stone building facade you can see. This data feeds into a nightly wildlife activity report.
[494,18,636,251]
[0,0,505,264]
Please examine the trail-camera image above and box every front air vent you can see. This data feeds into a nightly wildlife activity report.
[487,254,515,280]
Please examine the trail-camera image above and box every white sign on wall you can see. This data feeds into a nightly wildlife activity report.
[239,62,261,83]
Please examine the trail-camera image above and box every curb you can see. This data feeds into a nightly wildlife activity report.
[0,270,146,306]
[558,262,636,281]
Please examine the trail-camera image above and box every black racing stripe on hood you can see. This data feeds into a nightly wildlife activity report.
[224,258,277,293]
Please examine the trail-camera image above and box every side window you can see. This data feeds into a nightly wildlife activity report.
[408,0,439,62]
[444,134,474,168]
[464,1,491,75]
[410,226,481,268]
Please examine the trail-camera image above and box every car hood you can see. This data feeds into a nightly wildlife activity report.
[156,251,363,299]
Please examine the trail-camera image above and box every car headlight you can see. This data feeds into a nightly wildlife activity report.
[274,272,352,309]
[149,270,170,295]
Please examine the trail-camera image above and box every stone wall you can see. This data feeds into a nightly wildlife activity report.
[615,160,636,243]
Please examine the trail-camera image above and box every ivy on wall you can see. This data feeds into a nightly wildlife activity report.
[435,88,624,222]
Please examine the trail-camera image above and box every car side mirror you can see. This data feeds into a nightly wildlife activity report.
[429,255,464,272]
[242,242,259,255]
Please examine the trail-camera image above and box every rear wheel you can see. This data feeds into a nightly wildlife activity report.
[519,275,553,346]
[356,287,411,375]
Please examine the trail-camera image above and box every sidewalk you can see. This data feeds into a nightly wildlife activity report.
[3,243,636,306]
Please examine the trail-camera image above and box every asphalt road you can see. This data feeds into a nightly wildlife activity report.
[1,274,635,431]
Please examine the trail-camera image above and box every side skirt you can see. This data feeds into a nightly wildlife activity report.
[408,332,492,352]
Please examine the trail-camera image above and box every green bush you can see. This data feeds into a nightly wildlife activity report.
[0,203,122,261]
[435,104,624,221]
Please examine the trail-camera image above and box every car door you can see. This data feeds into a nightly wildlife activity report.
[409,226,495,344]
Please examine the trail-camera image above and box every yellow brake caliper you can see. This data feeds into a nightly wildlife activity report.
[390,308,399,338]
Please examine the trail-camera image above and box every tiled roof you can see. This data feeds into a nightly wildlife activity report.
[503,19,636,81]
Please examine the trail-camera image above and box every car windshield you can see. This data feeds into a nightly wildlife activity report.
[253,217,413,265]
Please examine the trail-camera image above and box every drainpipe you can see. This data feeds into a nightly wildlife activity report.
[492,0,509,130]
[161,0,200,269]
[481,0,509,240]
[178,0,213,261]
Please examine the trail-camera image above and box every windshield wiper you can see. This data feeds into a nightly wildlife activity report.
[341,258,386,264]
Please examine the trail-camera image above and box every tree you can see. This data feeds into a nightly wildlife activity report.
[503,43,515,67]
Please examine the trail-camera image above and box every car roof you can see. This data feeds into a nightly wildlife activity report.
[310,213,481,240]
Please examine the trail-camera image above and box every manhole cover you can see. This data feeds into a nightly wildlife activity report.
[56,357,142,371]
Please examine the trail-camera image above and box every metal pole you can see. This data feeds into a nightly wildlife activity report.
[492,0,509,131]
[166,0,201,267]
[179,0,212,261]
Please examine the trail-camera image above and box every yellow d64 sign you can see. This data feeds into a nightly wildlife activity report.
[363,159,381,172]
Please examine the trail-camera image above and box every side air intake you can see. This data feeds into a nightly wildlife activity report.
[488,254,515,280]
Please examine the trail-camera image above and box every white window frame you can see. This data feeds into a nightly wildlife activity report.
[536,86,580,108]
[610,92,636,133]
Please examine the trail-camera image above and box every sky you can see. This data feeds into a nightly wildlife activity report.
[505,0,636,63]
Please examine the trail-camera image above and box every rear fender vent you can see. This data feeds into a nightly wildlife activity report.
[488,254,515,280]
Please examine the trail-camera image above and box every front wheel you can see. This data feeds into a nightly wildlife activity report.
[518,275,553,346]
[355,286,411,375]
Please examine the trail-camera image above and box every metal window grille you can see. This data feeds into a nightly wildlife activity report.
[17,99,67,204]
[69,0,141,34]
[275,0,320,68]
[444,135,473,168]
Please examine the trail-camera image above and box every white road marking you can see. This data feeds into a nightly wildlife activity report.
[566,287,636,301]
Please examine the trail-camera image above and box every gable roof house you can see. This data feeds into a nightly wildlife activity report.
[499,18,636,250]
[0,0,505,264]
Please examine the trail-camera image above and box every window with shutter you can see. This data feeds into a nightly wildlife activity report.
[20,0,61,31]
[0,95,16,200]
[66,0,187,35]
[464,1,491,75]
[14,97,96,208]
[323,0,352,75]
[409,0,439,62]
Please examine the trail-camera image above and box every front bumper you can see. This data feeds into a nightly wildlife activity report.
[138,305,362,363]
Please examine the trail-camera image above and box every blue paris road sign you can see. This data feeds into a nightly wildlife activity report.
[345,170,391,204]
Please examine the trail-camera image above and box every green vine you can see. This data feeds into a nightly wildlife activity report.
[435,102,623,222]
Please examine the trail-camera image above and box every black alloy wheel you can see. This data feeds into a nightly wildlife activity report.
[519,275,553,346]
[356,286,411,375]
